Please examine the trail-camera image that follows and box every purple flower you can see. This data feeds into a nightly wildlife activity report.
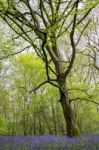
[0,134,99,150]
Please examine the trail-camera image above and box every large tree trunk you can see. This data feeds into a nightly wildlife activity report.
[60,92,80,137]
[48,39,80,137]
[59,78,80,137]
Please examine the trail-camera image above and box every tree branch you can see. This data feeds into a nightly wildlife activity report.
[29,79,59,93]
[64,0,79,78]
[0,46,31,60]
[68,88,93,100]
[70,97,99,105]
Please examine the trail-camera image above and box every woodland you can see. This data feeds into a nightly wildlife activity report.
[0,0,99,142]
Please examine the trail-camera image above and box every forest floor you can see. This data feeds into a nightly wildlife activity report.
[0,134,99,150]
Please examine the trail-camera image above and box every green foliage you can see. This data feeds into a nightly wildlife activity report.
[0,0,7,13]
[0,117,8,135]
[0,0,15,14]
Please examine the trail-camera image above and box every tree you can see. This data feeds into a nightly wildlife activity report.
[0,0,99,137]
[11,54,46,135]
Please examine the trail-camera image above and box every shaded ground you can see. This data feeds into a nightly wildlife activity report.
[0,134,99,150]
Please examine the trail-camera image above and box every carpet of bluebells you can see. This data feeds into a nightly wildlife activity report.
[0,134,99,150]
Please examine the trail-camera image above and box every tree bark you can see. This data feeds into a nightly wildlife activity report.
[58,78,80,137]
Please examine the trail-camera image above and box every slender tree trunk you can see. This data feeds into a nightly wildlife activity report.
[51,99,57,134]
[58,78,80,137]
[41,110,52,134]
[33,108,36,135]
